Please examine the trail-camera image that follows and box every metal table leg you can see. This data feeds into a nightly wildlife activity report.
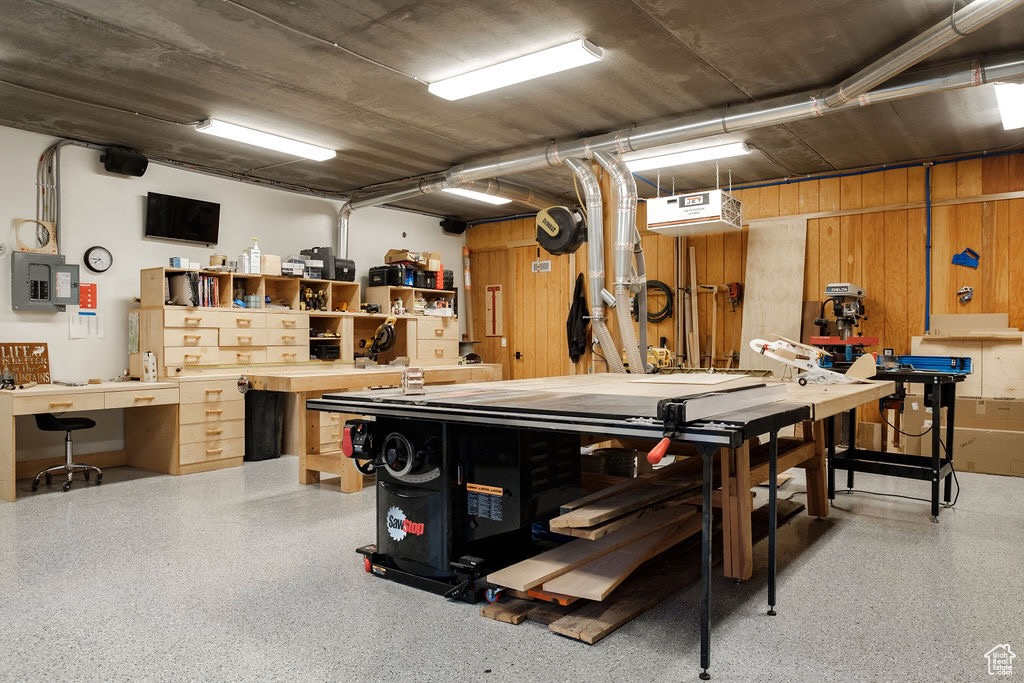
[845,407,856,490]
[929,379,942,521]
[699,444,713,681]
[826,415,836,501]
[767,430,778,616]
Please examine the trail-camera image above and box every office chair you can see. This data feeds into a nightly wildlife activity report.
[31,413,103,493]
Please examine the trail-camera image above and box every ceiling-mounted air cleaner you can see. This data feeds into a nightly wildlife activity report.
[646,189,742,237]
[536,206,586,255]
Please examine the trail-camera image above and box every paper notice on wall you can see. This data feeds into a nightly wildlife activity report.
[485,284,503,337]
[79,282,97,309]
[69,307,104,339]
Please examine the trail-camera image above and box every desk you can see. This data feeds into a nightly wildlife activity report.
[307,374,894,679]
[0,381,179,502]
[244,364,501,492]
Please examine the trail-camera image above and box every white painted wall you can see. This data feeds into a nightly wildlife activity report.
[0,125,465,460]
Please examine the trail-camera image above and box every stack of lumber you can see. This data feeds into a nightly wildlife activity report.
[486,460,706,603]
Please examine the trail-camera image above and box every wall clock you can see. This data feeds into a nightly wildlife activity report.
[84,245,113,273]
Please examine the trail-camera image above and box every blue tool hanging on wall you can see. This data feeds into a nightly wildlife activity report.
[951,248,979,268]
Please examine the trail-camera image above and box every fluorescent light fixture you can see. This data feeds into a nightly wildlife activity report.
[442,188,513,205]
[428,38,603,101]
[195,118,336,161]
[994,83,1024,130]
[624,142,752,173]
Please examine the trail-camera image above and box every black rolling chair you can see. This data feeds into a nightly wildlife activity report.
[31,413,103,492]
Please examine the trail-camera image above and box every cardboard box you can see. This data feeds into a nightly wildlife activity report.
[426,251,442,272]
[856,422,881,450]
[953,427,1024,477]
[956,398,1024,431]
[385,249,425,266]
[260,254,281,276]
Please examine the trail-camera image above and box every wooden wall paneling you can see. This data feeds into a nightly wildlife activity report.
[1008,199,1024,330]
[982,156,1010,195]
[883,211,909,353]
[981,201,1009,315]
[860,211,886,343]
[739,188,760,222]
[819,177,841,213]
[840,174,862,210]
[1009,154,1024,190]
[956,158,984,197]
[779,183,800,216]
[759,185,780,219]
[799,179,820,214]
[804,219,820,302]
[653,233,677,353]
[738,219,807,371]
[722,229,745,364]
[704,231,725,365]
[883,168,909,205]
[691,235,708,365]
[469,249,510,375]
[952,203,983,314]
[817,217,842,291]
[839,215,863,287]
[862,170,886,208]
[929,205,955,317]
[907,165,927,203]
[906,209,928,338]
[931,163,958,202]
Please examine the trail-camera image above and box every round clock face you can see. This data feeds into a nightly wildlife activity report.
[84,246,113,273]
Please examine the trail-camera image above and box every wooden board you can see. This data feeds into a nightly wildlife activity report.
[486,506,692,592]
[559,457,701,513]
[929,313,1010,334]
[556,495,696,540]
[549,479,698,529]
[739,219,807,371]
[628,373,740,385]
[542,510,701,600]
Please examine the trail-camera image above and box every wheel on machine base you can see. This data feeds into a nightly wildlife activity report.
[62,481,72,492]
[484,587,503,604]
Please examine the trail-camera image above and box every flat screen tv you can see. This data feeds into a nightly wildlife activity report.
[145,192,220,246]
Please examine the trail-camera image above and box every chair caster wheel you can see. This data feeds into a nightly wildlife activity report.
[95,474,102,486]
[31,481,39,492]
[45,473,52,485]
[62,481,72,492]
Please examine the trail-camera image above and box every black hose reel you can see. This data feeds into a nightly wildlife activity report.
[536,206,586,255]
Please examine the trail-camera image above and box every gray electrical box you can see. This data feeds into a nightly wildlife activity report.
[11,251,80,311]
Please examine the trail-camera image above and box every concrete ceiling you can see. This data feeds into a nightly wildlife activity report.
[1,0,1023,222]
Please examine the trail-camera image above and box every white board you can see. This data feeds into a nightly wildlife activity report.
[739,219,808,372]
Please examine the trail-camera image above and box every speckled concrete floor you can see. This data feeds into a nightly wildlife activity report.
[0,458,1021,682]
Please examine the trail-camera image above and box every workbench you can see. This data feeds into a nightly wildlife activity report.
[243,363,501,491]
[307,373,894,679]
[828,368,964,521]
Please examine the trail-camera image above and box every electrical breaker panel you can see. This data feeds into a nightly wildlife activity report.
[11,251,80,311]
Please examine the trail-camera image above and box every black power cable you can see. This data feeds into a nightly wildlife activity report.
[634,280,674,323]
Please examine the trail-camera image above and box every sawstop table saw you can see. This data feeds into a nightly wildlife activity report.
[308,373,894,680]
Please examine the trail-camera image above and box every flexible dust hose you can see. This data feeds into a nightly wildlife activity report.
[594,151,645,374]
[564,157,625,373]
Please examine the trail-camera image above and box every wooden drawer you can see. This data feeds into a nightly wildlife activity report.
[220,348,268,365]
[219,329,268,346]
[164,346,220,367]
[416,316,459,341]
[178,379,242,404]
[320,424,342,446]
[180,418,244,445]
[104,387,179,409]
[266,346,309,364]
[164,327,219,347]
[179,437,244,466]
[179,400,245,424]
[164,309,221,328]
[266,313,309,330]
[13,392,105,416]
[221,312,266,329]
[267,329,309,346]
[416,339,459,362]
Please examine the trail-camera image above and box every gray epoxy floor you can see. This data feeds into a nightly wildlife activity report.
[1,457,1021,683]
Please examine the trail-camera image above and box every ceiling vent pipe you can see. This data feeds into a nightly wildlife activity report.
[593,151,647,374]
[564,157,625,373]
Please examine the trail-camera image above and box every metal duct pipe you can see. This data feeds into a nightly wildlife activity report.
[461,179,565,210]
[594,151,646,374]
[823,0,1024,107]
[564,157,625,374]
[347,176,564,211]
[336,202,351,258]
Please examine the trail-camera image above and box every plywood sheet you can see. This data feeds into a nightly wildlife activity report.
[739,219,807,371]
[628,373,740,385]
[981,341,1024,399]
[929,313,1009,335]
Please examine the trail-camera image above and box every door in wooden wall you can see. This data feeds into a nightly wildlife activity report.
[510,245,575,379]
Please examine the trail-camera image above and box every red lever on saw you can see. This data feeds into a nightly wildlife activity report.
[342,425,354,458]
[647,437,671,465]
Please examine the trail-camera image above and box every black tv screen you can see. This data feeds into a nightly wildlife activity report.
[145,192,220,246]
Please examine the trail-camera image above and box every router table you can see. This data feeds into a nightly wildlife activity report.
[309,374,894,679]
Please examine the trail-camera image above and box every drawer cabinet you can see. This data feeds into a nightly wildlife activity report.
[177,378,245,473]
[219,329,269,346]
[13,392,105,416]
[104,387,179,409]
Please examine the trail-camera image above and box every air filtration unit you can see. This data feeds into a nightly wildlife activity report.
[645,189,741,237]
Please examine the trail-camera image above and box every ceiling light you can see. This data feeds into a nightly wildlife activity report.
[994,83,1024,130]
[442,188,513,205]
[624,142,752,173]
[195,119,336,161]
[428,38,603,101]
